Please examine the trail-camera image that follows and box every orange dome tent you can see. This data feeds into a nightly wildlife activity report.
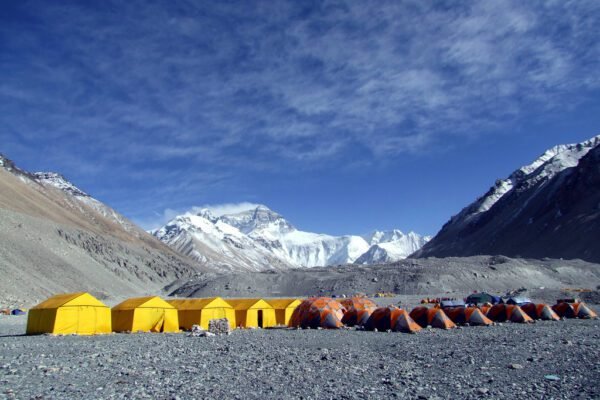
[573,302,598,319]
[445,307,493,326]
[289,297,346,329]
[409,306,456,329]
[341,297,377,327]
[486,304,533,323]
[521,303,560,321]
[364,307,422,333]
[552,302,576,318]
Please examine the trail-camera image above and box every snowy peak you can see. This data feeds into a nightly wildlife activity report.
[357,230,431,264]
[364,229,407,245]
[219,205,296,235]
[194,208,218,223]
[33,172,90,197]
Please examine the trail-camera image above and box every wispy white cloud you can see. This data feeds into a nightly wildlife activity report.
[192,202,263,217]
[1,0,599,226]
[3,0,599,169]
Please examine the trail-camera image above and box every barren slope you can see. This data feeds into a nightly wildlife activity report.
[0,160,212,306]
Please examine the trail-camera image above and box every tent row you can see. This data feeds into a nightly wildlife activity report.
[26,293,301,335]
[288,297,598,332]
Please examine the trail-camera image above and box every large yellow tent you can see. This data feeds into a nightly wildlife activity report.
[226,299,277,328]
[168,297,236,330]
[267,298,302,326]
[112,296,179,333]
[26,292,111,335]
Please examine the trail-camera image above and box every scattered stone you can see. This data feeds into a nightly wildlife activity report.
[208,319,231,335]
[509,364,524,370]
[544,375,560,381]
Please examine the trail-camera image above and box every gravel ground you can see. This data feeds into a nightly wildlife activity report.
[1,315,599,400]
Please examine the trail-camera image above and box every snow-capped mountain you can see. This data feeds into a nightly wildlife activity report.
[153,205,430,269]
[151,211,291,272]
[357,231,431,264]
[414,134,600,262]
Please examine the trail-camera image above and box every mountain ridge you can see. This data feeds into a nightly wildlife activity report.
[152,204,430,270]
[414,134,600,262]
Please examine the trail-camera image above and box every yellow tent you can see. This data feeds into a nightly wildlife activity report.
[168,297,236,330]
[112,296,179,333]
[26,292,111,335]
[267,298,302,326]
[226,299,277,328]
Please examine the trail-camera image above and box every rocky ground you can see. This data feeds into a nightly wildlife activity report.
[1,307,599,400]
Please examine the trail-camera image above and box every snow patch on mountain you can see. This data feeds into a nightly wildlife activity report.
[34,172,90,197]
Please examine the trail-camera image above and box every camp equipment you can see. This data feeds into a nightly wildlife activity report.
[112,297,179,333]
[27,292,111,335]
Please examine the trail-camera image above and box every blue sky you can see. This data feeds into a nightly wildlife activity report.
[1,1,599,236]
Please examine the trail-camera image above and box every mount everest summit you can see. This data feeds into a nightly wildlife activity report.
[152,205,431,272]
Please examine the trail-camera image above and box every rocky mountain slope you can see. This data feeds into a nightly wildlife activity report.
[168,255,600,298]
[0,154,212,306]
[414,135,600,262]
[153,205,430,270]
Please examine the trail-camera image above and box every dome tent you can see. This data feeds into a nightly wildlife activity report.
[520,303,560,321]
[364,306,422,333]
[486,304,533,323]
[409,306,457,330]
[444,307,493,326]
[289,297,346,329]
[573,302,598,319]
[341,297,378,327]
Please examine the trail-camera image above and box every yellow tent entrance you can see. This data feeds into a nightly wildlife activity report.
[267,299,302,326]
[226,299,277,328]
[168,297,236,330]
[112,296,179,333]
[26,292,111,335]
